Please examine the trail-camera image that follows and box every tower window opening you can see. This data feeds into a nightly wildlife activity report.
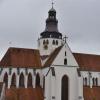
[46,40,49,44]
[64,58,67,65]
[43,40,45,45]
[56,40,58,45]
[53,40,55,45]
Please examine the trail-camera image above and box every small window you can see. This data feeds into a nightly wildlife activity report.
[64,59,67,65]
[43,40,45,45]
[46,40,49,44]
[52,40,55,45]
[65,51,66,56]
[56,40,58,45]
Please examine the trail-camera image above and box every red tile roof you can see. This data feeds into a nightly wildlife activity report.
[83,86,100,100]
[5,87,44,100]
[0,47,42,68]
[73,53,100,71]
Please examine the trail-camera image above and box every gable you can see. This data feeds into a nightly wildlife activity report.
[44,44,78,67]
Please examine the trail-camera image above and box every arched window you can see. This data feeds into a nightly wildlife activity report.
[61,75,69,100]
[11,73,16,87]
[36,73,40,87]
[3,72,8,87]
[46,40,49,44]
[52,40,55,45]
[19,73,25,87]
[27,73,33,87]
[56,40,58,45]
[43,40,45,45]
[64,59,67,65]
[95,78,98,86]
[65,51,66,56]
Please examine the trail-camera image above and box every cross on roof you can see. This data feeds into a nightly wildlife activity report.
[63,35,68,43]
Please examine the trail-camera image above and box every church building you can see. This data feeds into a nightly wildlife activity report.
[0,5,100,100]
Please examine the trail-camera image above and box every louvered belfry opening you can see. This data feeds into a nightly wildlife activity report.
[11,73,16,87]
[36,73,40,87]
[27,73,33,87]
[61,75,69,100]
[3,72,8,87]
[19,73,25,87]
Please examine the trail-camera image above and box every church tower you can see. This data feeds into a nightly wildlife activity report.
[38,6,63,56]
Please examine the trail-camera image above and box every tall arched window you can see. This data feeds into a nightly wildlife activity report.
[19,73,25,87]
[27,73,33,87]
[46,40,49,44]
[36,73,40,87]
[64,59,67,65]
[61,75,69,100]
[43,40,45,45]
[52,40,55,45]
[11,73,16,87]
[3,72,8,87]
[56,40,58,45]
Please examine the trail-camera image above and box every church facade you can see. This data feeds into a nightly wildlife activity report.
[0,6,100,100]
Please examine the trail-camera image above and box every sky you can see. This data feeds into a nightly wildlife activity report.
[0,0,100,60]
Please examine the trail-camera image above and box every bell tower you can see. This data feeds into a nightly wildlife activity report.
[38,5,63,56]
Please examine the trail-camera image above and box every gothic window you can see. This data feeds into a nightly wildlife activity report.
[64,59,67,65]
[27,73,33,87]
[43,40,45,45]
[19,73,25,87]
[61,75,69,100]
[11,73,16,87]
[36,73,40,87]
[3,72,8,87]
[52,40,55,45]
[56,40,58,45]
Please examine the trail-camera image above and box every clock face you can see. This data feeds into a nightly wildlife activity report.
[44,45,48,50]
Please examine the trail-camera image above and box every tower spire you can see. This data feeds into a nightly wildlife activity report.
[52,0,54,8]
